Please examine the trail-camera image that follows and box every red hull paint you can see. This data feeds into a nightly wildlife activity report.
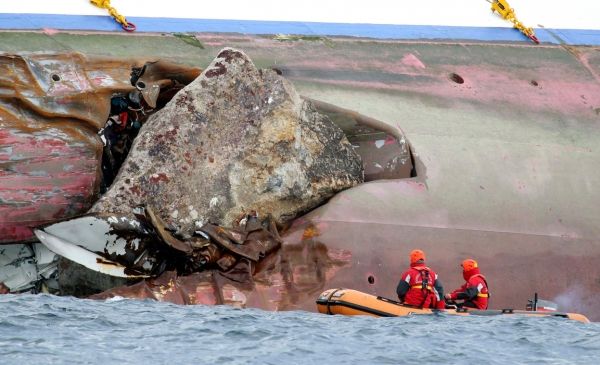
[0,126,100,242]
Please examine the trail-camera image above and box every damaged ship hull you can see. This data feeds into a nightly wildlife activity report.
[0,54,201,243]
[1,33,600,320]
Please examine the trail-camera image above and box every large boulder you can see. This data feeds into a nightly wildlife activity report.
[91,48,363,235]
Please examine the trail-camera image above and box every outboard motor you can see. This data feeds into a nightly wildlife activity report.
[526,292,559,312]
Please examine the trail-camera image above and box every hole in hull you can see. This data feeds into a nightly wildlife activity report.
[449,73,464,84]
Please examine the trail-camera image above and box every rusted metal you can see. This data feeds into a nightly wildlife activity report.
[90,224,353,310]
[142,206,193,254]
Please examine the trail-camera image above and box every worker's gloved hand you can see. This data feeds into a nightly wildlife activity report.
[444,293,452,300]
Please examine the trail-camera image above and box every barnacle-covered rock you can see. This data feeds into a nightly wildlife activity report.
[90,48,364,235]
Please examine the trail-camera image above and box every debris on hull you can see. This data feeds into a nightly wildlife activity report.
[0,243,59,294]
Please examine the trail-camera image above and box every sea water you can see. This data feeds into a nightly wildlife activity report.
[0,294,598,364]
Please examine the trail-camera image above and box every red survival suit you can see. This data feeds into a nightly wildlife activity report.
[396,263,445,309]
[447,267,489,309]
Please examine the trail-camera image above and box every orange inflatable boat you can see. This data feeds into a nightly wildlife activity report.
[316,289,590,324]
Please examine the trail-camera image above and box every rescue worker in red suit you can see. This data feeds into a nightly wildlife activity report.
[396,249,445,309]
[444,259,489,309]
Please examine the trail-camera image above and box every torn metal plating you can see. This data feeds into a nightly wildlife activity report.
[34,206,282,281]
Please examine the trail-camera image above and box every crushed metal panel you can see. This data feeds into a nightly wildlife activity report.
[33,242,58,267]
[35,213,167,277]
[0,244,38,292]
[34,229,149,279]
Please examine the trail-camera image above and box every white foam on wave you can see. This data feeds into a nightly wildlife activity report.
[105,295,125,302]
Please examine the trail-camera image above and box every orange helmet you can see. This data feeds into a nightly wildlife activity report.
[461,259,478,272]
[410,249,426,264]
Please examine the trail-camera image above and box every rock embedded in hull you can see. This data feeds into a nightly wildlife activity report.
[91,48,363,234]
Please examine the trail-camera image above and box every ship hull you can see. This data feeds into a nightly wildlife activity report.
[1,32,600,320]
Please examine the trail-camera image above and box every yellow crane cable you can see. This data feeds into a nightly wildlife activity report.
[487,0,539,43]
[90,0,136,32]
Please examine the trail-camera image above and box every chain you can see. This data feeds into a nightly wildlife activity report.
[488,0,539,43]
[89,0,136,32]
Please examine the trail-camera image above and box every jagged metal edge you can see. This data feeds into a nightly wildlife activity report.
[33,229,149,279]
